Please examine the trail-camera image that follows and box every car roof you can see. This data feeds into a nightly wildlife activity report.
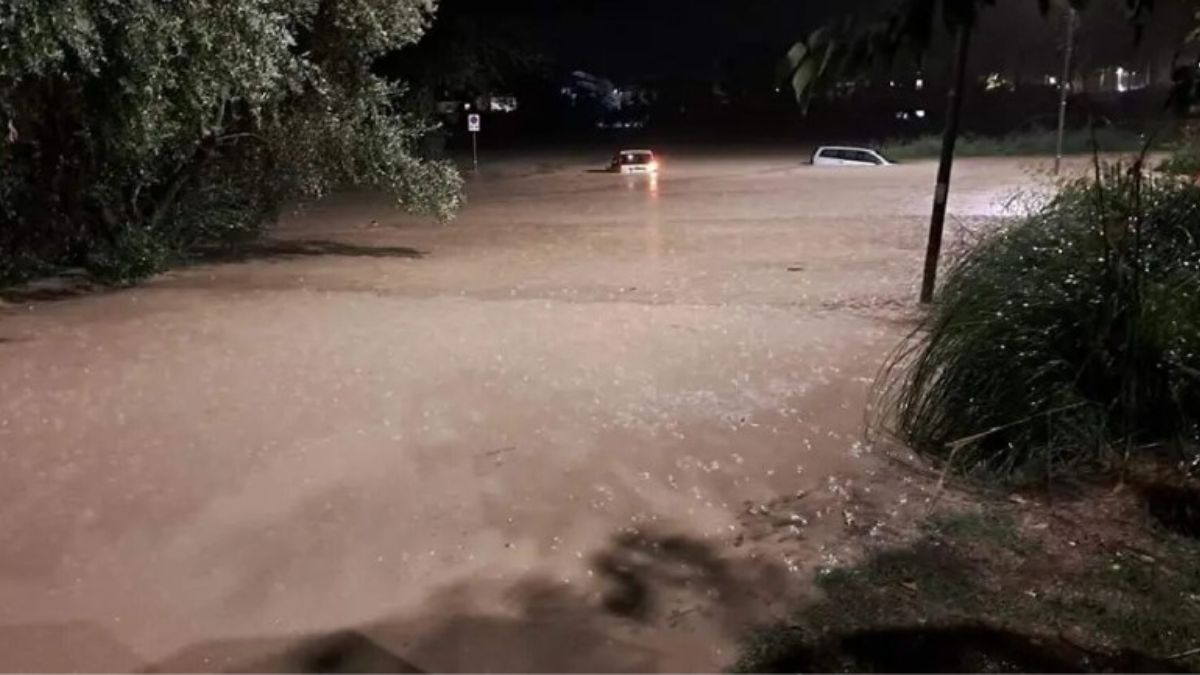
[618,149,654,154]
[816,146,879,153]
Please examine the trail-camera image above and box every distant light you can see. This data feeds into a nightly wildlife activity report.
[1047,75,1058,86]
[915,109,927,119]
[915,78,925,90]
[889,80,897,88]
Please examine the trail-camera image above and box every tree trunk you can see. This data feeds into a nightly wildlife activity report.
[920,22,973,304]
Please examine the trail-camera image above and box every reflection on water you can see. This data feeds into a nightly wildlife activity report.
[645,174,661,260]
[623,173,659,198]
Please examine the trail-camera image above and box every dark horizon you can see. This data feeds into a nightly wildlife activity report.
[427,0,1194,83]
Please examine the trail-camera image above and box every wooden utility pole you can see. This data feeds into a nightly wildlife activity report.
[920,22,973,304]
[1054,8,1077,175]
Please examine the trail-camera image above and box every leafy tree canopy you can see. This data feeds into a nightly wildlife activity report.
[0,0,462,282]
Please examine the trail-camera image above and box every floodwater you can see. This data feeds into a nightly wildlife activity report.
[0,154,1044,671]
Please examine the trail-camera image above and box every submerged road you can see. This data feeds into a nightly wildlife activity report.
[0,154,1040,671]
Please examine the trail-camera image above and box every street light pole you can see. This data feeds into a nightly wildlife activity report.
[1054,7,1077,175]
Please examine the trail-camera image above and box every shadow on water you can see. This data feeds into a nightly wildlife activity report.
[591,529,758,624]
[0,271,106,303]
[199,239,427,264]
[6,517,1186,673]
[146,630,423,673]
[142,525,786,673]
[0,240,426,303]
[384,527,787,671]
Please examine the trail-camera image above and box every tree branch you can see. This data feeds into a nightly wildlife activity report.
[214,132,266,144]
[149,143,217,229]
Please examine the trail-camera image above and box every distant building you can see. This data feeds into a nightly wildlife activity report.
[435,94,519,118]
[561,71,617,109]
[486,95,519,113]
[1086,66,1152,94]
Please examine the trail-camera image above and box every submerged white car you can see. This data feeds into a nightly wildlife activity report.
[812,146,893,167]
[611,149,659,174]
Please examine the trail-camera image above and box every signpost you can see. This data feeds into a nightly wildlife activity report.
[467,113,481,171]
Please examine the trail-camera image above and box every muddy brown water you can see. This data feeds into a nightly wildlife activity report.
[0,155,1055,671]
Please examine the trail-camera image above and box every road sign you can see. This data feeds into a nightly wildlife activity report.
[467,114,481,171]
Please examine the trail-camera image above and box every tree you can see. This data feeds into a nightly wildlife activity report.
[782,0,1153,303]
[0,0,463,283]
[379,0,546,112]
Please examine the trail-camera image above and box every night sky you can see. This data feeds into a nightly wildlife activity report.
[534,0,880,76]
[429,0,881,78]
[429,0,1193,82]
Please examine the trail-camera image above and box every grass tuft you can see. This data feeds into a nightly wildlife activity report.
[1159,141,1200,177]
[733,502,1200,673]
[925,510,1030,551]
[878,164,1200,482]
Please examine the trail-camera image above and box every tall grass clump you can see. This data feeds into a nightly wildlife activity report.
[882,163,1200,481]
[1159,141,1200,178]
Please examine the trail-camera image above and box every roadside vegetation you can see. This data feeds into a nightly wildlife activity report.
[0,1,462,287]
[763,2,1200,669]
[878,164,1199,481]
[735,161,1200,669]
[734,493,1200,673]
[1159,138,1200,177]
[882,127,1154,161]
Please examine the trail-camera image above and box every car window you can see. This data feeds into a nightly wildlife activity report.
[848,150,874,164]
[621,152,653,165]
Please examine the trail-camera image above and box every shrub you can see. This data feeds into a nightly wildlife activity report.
[84,224,179,286]
[1159,141,1200,177]
[0,1,463,287]
[880,164,1200,481]
[882,128,1152,161]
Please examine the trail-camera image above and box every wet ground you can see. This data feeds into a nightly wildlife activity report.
[0,154,1048,671]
